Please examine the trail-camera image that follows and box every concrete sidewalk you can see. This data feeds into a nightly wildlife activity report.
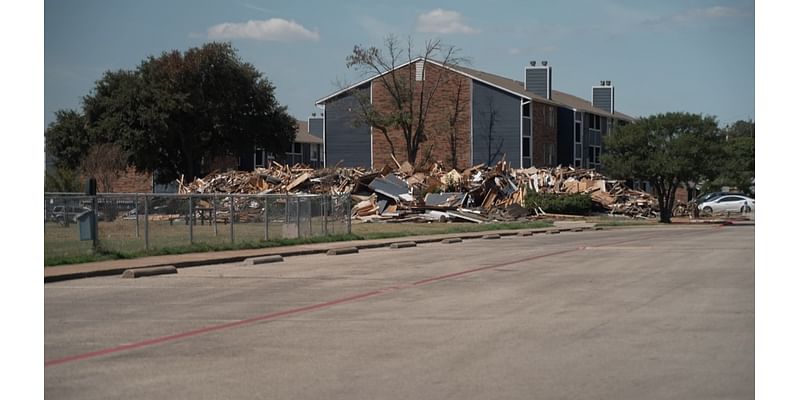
[45,223,599,282]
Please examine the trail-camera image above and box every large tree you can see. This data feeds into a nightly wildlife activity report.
[47,42,296,183]
[45,110,92,170]
[603,112,722,223]
[345,35,467,166]
[707,120,755,196]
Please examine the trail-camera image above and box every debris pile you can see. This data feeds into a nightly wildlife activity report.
[177,159,660,222]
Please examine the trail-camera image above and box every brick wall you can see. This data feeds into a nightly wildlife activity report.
[531,101,558,167]
[371,62,472,170]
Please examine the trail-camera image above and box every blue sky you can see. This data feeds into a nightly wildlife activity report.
[44,0,754,127]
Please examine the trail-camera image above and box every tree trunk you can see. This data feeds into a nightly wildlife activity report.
[653,180,672,223]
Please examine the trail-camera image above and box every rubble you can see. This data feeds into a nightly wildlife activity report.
[176,159,660,223]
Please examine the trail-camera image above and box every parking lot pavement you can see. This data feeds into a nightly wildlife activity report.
[45,225,754,400]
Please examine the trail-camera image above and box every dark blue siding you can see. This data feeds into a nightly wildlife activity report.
[556,107,575,165]
[324,84,371,168]
[472,81,521,167]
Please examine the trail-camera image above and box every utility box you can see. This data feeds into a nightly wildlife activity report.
[77,210,96,241]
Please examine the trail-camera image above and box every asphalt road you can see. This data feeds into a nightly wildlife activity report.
[45,225,754,399]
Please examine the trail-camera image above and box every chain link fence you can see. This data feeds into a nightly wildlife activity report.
[44,192,351,261]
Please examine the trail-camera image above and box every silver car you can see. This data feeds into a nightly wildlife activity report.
[698,195,755,214]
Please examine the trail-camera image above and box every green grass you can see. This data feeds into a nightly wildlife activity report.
[44,219,554,266]
[44,233,361,267]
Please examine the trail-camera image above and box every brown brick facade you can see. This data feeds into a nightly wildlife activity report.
[370,62,472,170]
[531,102,558,167]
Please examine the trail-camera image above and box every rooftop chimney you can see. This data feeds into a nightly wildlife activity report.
[525,61,552,100]
[592,81,615,114]
[308,114,324,138]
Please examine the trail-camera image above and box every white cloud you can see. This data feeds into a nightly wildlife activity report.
[416,9,478,34]
[644,6,750,26]
[207,18,319,42]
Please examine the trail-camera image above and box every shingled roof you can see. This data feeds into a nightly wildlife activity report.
[317,57,635,122]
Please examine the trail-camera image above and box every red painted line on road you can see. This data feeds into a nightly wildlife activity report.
[412,248,579,286]
[44,289,383,368]
[46,227,717,368]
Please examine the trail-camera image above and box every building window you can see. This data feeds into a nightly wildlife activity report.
[548,107,555,128]
[522,137,531,158]
[254,148,264,168]
[589,114,600,130]
[574,122,582,143]
[587,145,601,165]
[523,103,530,117]
[310,144,319,161]
[289,142,302,155]
[574,158,582,167]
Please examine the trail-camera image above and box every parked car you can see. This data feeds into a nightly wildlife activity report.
[50,205,91,224]
[698,195,755,214]
[692,191,745,205]
[49,205,104,224]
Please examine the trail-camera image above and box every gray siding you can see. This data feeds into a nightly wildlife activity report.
[525,67,550,99]
[324,84,371,168]
[472,81,521,168]
[308,117,324,138]
[592,87,614,113]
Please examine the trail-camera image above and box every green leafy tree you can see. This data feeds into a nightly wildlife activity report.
[706,120,755,196]
[49,42,296,183]
[45,110,92,170]
[44,168,83,193]
[603,112,722,223]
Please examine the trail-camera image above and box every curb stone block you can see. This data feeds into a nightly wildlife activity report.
[121,266,177,279]
[441,238,463,244]
[242,255,284,265]
[327,247,359,256]
[390,242,417,249]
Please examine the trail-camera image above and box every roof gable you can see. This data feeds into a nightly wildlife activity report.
[315,59,634,121]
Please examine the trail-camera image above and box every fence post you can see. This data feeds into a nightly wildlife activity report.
[229,196,235,243]
[63,197,69,228]
[264,194,269,241]
[135,195,140,239]
[346,193,351,234]
[309,197,313,237]
[144,195,149,251]
[213,193,218,237]
[322,194,328,236]
[188,195,194,244]
[296,196,301,238]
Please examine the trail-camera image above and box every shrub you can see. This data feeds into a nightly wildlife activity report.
[524,192,593,215]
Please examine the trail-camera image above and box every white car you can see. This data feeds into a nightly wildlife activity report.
[698,195,755,214]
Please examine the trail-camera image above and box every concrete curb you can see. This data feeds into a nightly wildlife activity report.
[327,247,359,256]
[46,224,605,282]
[518,231,533,237]
[389,242,417,249]
[242,255,284,266]
[482,234,501,240]
[547,230,561,235]
[121,266,177,279]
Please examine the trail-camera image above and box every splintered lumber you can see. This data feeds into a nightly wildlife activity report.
[285,172,310,191]
[174,161,661,222]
